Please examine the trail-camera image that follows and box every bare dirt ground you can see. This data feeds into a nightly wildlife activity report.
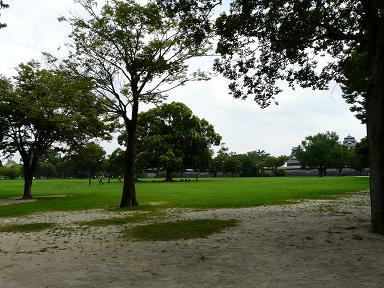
[1,191,384,288]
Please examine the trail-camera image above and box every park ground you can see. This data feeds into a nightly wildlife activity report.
[1,177,384,287]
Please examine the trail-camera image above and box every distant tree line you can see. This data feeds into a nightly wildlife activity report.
[0,144,120,181]
[211,132,368,178]
[296,132,368,177]
[210,147,288,177]
[1,130,368,181]
[0,101,222,182]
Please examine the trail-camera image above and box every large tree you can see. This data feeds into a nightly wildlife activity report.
[239,150,269,176]
[60,0,215,207]
[35,148,63,178]
[0,61,109,199]
[65,142,106,179]
[210,145,229,177]
[223,153,242,177]
[104,148,125,179]
[295,132,342,177]
[261,155,290,175]
[135,102,221,181]
[0,160,22,180]
[215,1,384,234]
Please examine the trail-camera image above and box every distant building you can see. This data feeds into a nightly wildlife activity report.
[343,135,357,149]
[283,147,301,168]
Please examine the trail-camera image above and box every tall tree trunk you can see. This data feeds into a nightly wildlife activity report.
[368,22,384,234]
[120,98,139,208]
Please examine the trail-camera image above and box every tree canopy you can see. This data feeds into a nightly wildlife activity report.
[296,131,349,177]
[0,61,109,198]
[215,0,384,234]
[134,102,221,181]
[211,148,270,177]
[65,142,106,179]
[215,0,372,109]
[350,137,369,174]
[60,0,216,207]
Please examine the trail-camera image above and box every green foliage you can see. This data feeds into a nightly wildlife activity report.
[213,148,269,177]
[214,0,371,110]
[0,160,22,179]
[135,102,221,180]
[339,49,370,123]
[124,219,238,241]
[0,61,110,197]
[261,155,290,171]
[35,149,63,178]
[60,0,216,206]
[331,144,352,175]
[223,153,242,177]
[104,148,125,178]
[159,150,183,181]
[272,169,287,177]
[210,145,229,176]
[65,142,106,178]
[296,131,350,176]
[350,137,369,173]
[214,0,384,233]
[237,150,269,177]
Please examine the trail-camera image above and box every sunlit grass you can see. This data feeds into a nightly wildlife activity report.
[0,177,369,218]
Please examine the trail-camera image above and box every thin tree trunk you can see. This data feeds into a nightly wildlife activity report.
[120,98,139,208]
[368,21,384,234]
[318,166,324,177]
[22,156,37,199]
[165,169,173,182]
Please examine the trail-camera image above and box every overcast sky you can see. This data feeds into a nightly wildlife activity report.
[0,0,366,157]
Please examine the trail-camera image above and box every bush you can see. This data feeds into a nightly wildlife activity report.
[272,169,287,177]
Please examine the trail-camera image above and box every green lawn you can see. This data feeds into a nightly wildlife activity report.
[0,177,369,218]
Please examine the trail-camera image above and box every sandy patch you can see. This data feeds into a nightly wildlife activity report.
[1,192,384,288]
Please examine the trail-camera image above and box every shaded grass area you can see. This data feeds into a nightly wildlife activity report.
[0,177,369,218]
[124,219,239,241]
[0,222,54,233]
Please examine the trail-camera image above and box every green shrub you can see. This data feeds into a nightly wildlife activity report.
[273,169,287,177]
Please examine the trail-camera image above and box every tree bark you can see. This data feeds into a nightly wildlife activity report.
[318,166,324,177]
[120,99,139,208]
[368,20,384,234]
[22,156,37,199]
[23,172,33,199]
[165,169,173,182]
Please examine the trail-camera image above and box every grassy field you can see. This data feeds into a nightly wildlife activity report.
[0,176,369,218]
